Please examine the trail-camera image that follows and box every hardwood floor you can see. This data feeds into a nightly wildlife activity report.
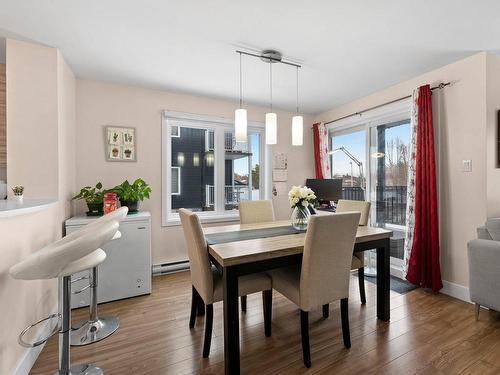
[31,272,500,375]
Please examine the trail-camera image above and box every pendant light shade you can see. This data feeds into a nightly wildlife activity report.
[235,108,248,143]
[235,52,247,143]
[292,115,303,146]
[265,112,277,144]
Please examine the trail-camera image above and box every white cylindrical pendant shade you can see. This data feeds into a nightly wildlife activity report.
[235,108,248,143]
[265,112,277,145]
[292,115,303,146]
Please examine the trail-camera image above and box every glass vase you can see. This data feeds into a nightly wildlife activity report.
[291,205,310,231]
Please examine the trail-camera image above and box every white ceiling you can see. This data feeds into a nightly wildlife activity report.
[1,1,499,114]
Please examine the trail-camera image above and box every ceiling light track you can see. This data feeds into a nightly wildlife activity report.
[235,49,301,68]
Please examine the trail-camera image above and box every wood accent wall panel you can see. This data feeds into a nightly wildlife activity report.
[0,64,6,168]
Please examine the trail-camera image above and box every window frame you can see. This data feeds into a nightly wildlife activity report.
[171,166,181,195]
[162,111,267,226]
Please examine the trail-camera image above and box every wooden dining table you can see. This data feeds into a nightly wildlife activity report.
[204,218,393,375]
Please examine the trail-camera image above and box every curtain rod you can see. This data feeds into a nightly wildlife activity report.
[323,82,451,126]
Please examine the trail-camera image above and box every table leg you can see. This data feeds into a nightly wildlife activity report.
[223,266,240,375]
[376,238,390,321]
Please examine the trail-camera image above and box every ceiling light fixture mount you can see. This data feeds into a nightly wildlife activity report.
[260,49,282,64]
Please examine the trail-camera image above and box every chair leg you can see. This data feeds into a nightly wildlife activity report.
[358,267,366,305]
[475,303,480,321]
[340,298,351,349]
[202,304,214,358]
[189,286,198,328]
[300,310,311,368]
[241,295,247,313]
[262,290,272,337]
[322,304,329,319]
[196,290,205,317]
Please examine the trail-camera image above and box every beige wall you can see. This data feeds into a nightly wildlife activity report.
[315,52,490,289]
[1,39,76,375]
[486,54,500,218]
[75,80,314,264]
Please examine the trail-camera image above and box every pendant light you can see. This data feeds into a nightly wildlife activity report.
[265,61,278,145]
[235,52,248,143]
[292,66,303,146]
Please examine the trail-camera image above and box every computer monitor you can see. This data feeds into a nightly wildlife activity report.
[305,178,343,205]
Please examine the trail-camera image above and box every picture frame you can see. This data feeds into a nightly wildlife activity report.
[104,126,137,162]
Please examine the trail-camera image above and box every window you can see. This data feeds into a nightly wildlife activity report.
[162,112,266,225]
[328,99,411,276]
[171,167,181,195]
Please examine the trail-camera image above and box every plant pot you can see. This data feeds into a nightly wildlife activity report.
[13,195,23,203]
[120,199,139,213]
[86,202,103,216]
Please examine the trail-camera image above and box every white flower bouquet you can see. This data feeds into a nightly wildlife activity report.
[288,186,316,209]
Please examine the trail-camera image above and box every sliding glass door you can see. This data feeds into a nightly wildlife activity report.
[330,102,411,277]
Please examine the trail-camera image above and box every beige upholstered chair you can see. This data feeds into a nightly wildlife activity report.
[179,208,273,358]
[238,199,276,311]
[269,212,360,368]
[239,199,275,224]
[336,199,371,305]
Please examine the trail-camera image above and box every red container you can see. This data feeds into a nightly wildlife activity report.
[103,192,118,214]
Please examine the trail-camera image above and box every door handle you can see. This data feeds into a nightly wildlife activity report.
[137,226,146,230]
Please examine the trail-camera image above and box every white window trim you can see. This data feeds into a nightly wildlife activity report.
[162,111,268,226]
[171,125,180,138]
[171,166,181,195]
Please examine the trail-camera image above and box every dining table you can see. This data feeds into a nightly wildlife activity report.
[204,217,393,375]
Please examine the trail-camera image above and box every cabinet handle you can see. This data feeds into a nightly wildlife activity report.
[137,226,146,229]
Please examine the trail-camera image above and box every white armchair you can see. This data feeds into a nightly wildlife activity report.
[467,218,500,320]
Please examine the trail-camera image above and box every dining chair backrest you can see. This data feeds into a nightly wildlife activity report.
[239,200,275,224]
[336,200,371,226]
[10,220,119,280]
[299,212,360,310]
[179,208,213,304]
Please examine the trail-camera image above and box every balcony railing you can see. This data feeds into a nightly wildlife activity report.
[342,186,407,226]
[205,185,250,207]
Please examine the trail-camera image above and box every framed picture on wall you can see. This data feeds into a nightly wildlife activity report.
[104,126,137,162]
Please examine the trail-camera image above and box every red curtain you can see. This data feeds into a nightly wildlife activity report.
[312,123,323,178]
[406,85,442,291]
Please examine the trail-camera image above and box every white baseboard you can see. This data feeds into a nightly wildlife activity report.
[440,280,471,303]
[12,310,58,375]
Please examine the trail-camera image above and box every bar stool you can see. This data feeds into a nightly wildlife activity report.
[70,207,128,346]
[10,221,119,375]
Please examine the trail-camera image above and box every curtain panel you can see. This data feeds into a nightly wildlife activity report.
[313,122,331,179]
[403,85,442,291]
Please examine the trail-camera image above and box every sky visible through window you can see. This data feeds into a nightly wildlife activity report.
[234,133,260,176]
[332,123,409,176]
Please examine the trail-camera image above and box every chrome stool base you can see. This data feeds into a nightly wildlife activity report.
[71,316,119,346]
[54,363,103,375]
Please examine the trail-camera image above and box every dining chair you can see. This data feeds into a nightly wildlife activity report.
[336,199,371,305]
[269,212,360,368]
[179,208,273,358]
[238,199,276,311]
[239,199,275,224]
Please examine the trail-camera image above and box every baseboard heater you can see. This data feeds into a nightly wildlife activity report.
[152,260,190,275]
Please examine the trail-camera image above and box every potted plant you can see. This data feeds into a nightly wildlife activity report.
[12,185,24,203]
[72,182,106,216]
[111,178,151,213]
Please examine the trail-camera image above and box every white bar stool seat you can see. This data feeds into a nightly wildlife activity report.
[10,221,120,375]
[69,207,128,346]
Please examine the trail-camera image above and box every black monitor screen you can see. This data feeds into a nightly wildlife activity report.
[305,178,343,203]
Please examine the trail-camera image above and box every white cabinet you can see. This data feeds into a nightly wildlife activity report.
[66,212,152,309]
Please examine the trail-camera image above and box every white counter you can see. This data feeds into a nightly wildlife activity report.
[0,198,57,218]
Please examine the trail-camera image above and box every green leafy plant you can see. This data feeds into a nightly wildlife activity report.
[72,182,106,204]
[111,179,151,202]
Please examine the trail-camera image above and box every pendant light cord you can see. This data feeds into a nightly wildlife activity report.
[269,62,273,112]
[239,52,243,109]
[296,66,299,114]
